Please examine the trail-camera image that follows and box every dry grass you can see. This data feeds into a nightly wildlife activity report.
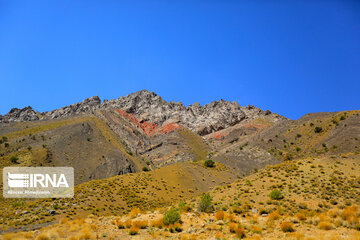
[129,225,139,235]
[226,213,235,222]
[150,218,164,228]
[215,211,225,220]
[132,220,148,229]
[268,211,281,221]
[318,221,333,230]
[35,233,50,240]
[341,206,358,220]
[296,212,307,221]
[129,207,141,218]
[228,222,238,233]
[235,227,246,238]
[280,222,295,232]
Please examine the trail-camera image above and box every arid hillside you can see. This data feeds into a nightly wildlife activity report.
[0,91,359,239]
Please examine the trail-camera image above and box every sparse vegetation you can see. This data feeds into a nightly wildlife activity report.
[204,159,215,168]
[314,126,323,133]
[269,189,284,200]
[199,193,213,212]
[10,155,19,164]
[163,207,181,225]
[280,222,295,232]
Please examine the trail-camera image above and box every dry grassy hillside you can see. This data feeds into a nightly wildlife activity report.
[2,153,359,239]
[0,115,145,184]
[0,161,235,233]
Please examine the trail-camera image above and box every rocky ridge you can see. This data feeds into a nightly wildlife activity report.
[0,90,286,135]
[0,106,39,123]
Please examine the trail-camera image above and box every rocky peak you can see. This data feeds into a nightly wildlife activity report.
[98,90,285,135]
[42,96,101,119]
[0,106,39,123]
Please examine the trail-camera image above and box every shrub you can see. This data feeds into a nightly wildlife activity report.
[269,190,284,200]
[228,223,245,238]
[314,127,323,133]
[199,193,213,212]
[228,222,237,233]
[215,211,225,220]
[268,211,281,221]
[169,222,183,232]
[318,221,333,230]
[78,228,94,240]
[35,233,50,240]
[117,221,125,229]
[10,156,19,164]
[235,227,246,238]
[142,167,150,172]
[163,207,181,226]
[124,219,132,228]
[204,159,215,168]
[280,222,295,232]
[341,206,357,220]
[129,207,140,218]
[226,213,235,222]
[296,212,307,221]
[133,220,148,229]
[150,219,164,228]
[129,225,139,235]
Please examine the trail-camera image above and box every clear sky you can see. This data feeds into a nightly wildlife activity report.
[0,1,359,119]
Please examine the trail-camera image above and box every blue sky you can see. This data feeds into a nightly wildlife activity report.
[0,1,359,119]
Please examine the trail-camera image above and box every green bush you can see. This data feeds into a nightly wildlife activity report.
[269,189,284,200]
[314,127,323,133]
[142,167,150,172]
[10,156,19,164]
[204,159,215,168]
[163,207,181,225]
[199,193,213,212]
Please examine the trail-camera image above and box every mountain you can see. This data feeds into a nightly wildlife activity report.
[0,90,359,238]
[0,90,286,184]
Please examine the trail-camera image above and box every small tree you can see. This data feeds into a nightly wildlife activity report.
[163,207,181,225]
[199,193,213,212]
[270,189,284,200]
[204,159,215,168]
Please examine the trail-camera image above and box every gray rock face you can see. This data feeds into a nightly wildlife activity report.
[1,90,286,135]
[0,106,39,123]
[43,96,101,119]
[89,150,135,180]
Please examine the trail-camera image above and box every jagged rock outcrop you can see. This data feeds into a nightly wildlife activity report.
[0,106,39,123]
[1,90,286,135]
[42,96,101,119]
[100,90,285,135]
